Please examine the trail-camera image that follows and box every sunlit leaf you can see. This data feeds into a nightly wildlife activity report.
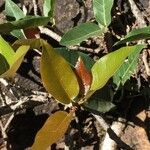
[0,35,14,65]
[14,38,42,50]
[113,45,145,89]
[93,0,114,27]
[14,39,79,104]
[31,111,73,150]
[0,36,30,78]
[43,0,55,18]
[90,46,141,91]
[5,0,25,20]
[116,26,150,45]
[60,22,103,46]
[41,40,79,104]
[75,57,92,95]
[5,0,25,39]
[1,45,30,78]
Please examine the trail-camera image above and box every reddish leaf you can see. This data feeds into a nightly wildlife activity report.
[24,27,40,39]
[75,57,92,95]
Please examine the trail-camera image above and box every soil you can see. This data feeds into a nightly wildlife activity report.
[0,0,150,150]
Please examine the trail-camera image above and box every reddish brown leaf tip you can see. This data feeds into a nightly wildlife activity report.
[75,57,92,95]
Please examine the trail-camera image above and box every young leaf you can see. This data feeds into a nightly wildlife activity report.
[75,57,92,95]
[0,16,49,34]
[78,52,95,70]
[13,39,43,50]
[0,45,30,78]
[93,0,114,27]
[5,0,25,20]
[0,35,15,65]
[31,111,73,150]
[90,45,142,91]
[113,45,145,88]
[14,39,79,104]
[41,40,79,104]
[43,0,55,17]
[24,27,40,39]
[116,26,150,45]
[0,36,30,78]
[60,22,103,46]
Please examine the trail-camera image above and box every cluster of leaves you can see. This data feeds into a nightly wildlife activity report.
[0,0,149,149]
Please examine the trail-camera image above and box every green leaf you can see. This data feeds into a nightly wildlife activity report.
[14,39,79,104]
[0,16,49,34]
[113,45,145,88]
[41,40,79,104]
[0,36,29,78]
[5,0,25,20]
[116,26,150,45]
[0,54,9,75]
[43,0,55,17]
[14,38,42,50]
[5,0,26,39]
[93,0,114,27]
[31,111,73,150]
[55,47,94,70]
[60,22,102,46]
[85,86,115,113]
[1,45,30,78]
[90,46,140,91]
[0,35,15,65]
[11,30,25,39]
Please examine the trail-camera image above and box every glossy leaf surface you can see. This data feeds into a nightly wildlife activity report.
[5,0,25,20]
[0,36,14,65]
[0,36,29,78]
[75,57,92,95]
[41,40,79,104]
[93,0,114,27]
[90,46,140,91]
[113,45,145,88]
[15,39,79,104]
[1,45,30,78]
[0,16,49,34]
[60,22,102,46]
[31,111,73,150]
[116,26,150,45]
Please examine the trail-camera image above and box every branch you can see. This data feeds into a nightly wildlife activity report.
[39,26,62,42]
